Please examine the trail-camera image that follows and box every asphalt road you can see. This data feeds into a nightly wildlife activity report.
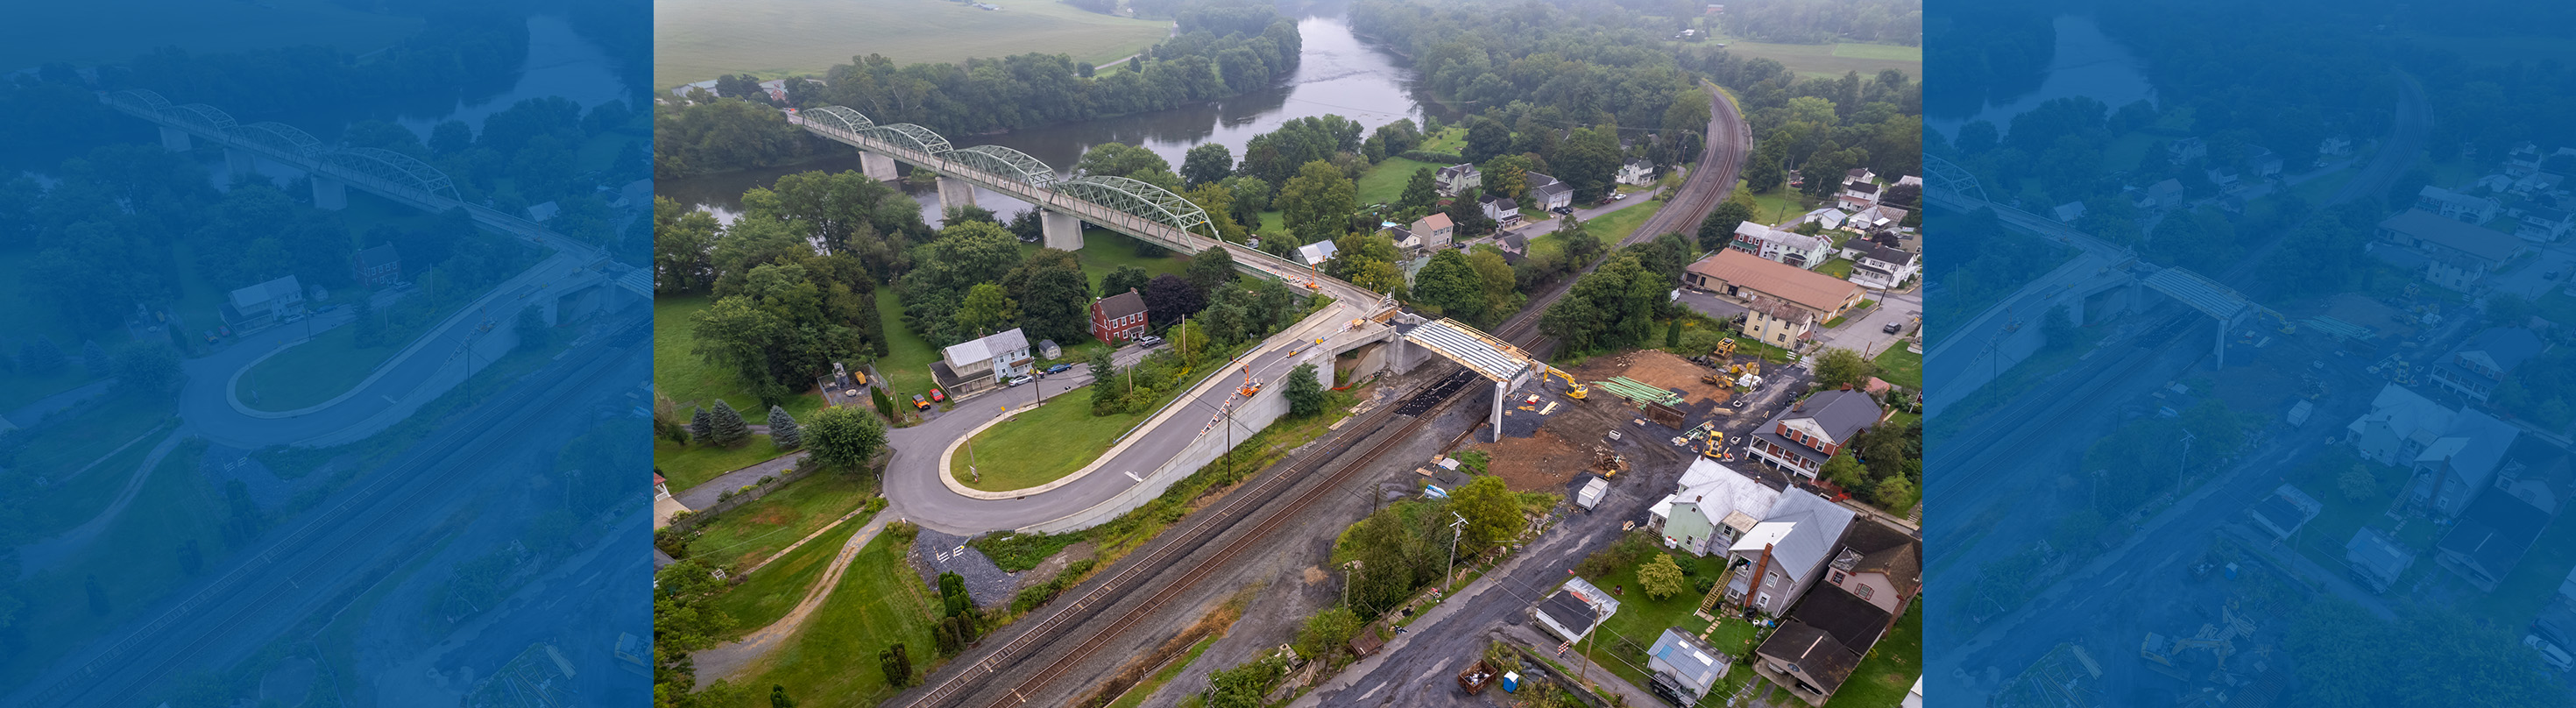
[883,305,1357,535]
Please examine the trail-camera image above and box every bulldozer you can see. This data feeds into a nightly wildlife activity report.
[1711,337,1738,359]
[1702,373,1734,389]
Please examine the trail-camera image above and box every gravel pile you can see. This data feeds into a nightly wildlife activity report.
[911,527,1018,608]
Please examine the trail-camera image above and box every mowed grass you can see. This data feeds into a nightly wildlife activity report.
[1710,39,1922,80]
[951,391,1147,492]
[654,295,826,421]
[1575,551,1733,691]
[711,512,873,636]
[2,0,418,71]
[1355,157,1441,207]
[655,0,1171,88]
[232,323,391,411]
[655,435,786,492]
[1873,345,1922,389]
[1820,603,1921,708]
[725,528,940,707]
[687,471,877,573]
[2,438,219,691]
[1021,228,1193,295]
[1589,197,1671,244]
[874,289,943,399]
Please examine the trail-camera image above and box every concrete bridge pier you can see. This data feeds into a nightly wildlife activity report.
[937,175,975,211]
[312,175,348,210]
[159,126,192,152]
[860,152,899,181]
[1042,209,1085,251]
[224,147,256,178]
[1490,379,1507,442]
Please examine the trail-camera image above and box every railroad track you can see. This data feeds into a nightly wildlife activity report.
[25,320,647,707]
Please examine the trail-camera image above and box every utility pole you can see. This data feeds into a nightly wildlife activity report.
[2176,430,2194,502]
[1446,512,1468,591]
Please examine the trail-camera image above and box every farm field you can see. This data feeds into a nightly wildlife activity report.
[655,0,1172,88]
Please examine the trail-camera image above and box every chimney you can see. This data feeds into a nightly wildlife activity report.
[1745,543,1776,610]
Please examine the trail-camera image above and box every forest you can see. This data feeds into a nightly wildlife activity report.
[1721,0,1921,46]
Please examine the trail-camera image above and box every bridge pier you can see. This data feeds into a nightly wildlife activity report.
[1490,379,1507,442]
[311,175,348,210]
[224,147,256,179]
[937,176,975,212]
[860,152,898,181]
[159,126,192,152]
[1042,209,1085,251]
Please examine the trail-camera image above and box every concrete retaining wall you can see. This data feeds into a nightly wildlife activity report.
[1017,345,1321,535]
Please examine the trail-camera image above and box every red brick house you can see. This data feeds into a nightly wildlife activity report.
[352,244,402,288]
[1091,288,1149,343]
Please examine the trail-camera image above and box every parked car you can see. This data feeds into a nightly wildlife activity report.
[1883,322,1904,335]
[1136,334,1165,347]
[1007,374,1034,387]
[911,394,931,410]
[1045,363,1073,374]
[929,388,945,402]
[1551,206,1575,215]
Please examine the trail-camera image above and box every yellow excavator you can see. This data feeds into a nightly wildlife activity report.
[1535,362,1588,400]
[1712,337,1738,359]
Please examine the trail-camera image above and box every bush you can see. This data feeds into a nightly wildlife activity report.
[1009,558,1098,614]
[971,531,1085,572]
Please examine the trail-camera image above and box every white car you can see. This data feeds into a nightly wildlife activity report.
[2526,634,2574,672]
[1007,374,1034,387]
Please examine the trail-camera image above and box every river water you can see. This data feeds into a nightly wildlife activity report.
[1927,15,2155,141]
[657,11,1436,225]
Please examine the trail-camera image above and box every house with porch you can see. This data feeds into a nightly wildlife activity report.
[2417,186,2502,224]
[1755,582,1894,705]
[1650,458,1782,556]
[1526,172,1574,211]
[1617,159,1656,187]
[931,328,1034,397]
[1747,388,1883,480]
[1723,488,1857,617]
[1845,241,1919,290]
[219,274,307,331]
[1836,181,1881,211]
[2429,327,2544,403]
[2346,527,2415,592]
[2402,407,2518,520]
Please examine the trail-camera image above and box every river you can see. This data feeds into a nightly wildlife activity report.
[1927,14,2155,141]
[657,11,1436,226]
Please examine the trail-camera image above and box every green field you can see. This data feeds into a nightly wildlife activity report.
[655,435,786,492]
[711,512,873,634]
[1590,198,1672,244]
[1710,39,1923,80]
[3,0,420,71]
[2,439,219,690]
[654,295,827,421]
[950,390,1148,492]
[655,0,1172,88]
[725,527,939,707]
[232,324,393,412]
[1872,346,1921,389]
[688,472,876,572]
[1355,157,1442,208]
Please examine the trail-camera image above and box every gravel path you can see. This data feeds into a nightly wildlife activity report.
[911,528,1017,609]
[689,513,895,683]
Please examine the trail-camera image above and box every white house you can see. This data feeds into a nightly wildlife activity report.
[939,328,1035,386]
[220,274,307,329]
[1845,241,1919,290]
[1436,163,1482,196]
[1796,207,1850,231]
[1617,159,1656,187]
[1732,222,1834,269]
[1533,577,1621,642]
[1526,172,1574,211]
[2417,186,2502,225]
[1650,458,1782,556]
[1479,195,1521,223]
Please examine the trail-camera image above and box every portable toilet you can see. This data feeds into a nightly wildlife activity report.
[1501,671,1521,692]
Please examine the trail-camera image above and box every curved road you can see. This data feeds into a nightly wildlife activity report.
[885,305,1357,535]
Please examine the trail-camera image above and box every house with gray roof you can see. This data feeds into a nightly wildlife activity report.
[931,328,1034,396]
[1648,628,1728,703]
[2345,527,2415,592]
[1532,577,1620,642]
[1724,488,1858,616]
[2430,327,2545,403]
[2405,407,2518,519]
[2346,384,2459,467]
[1749,389,1884,479]
[1525,172,1574,211]
[1435,163,1481,196]
[2437,487,2552,591]
[1651,458,1781,556]
[1755,582,1891,704]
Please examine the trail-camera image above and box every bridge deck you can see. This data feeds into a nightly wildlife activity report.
[1399,318,1532,383]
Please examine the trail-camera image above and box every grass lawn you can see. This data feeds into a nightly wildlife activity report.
[1737,181,1814,224]
[1576,551,1734,690]
[1355,157,1441,207]
[874,289,943,399]
[655,435,786,492]
[1108,634,1221,708]
[1022,228,1193,294]
[951,392,1149,492]
[1819,604,1921,708]
[1703,39,1921,80]
[686,472,875,573]
[232,323,393,411]
[1815,258,1855,279]
[1589,198,1672,244]
[1418,126,1468,154]
[655,0,1170,88]
[711,511,873,636]
[725,527,939,707]
[655,295,828,420]
[1872,346,1922,389]
[2,438,219,690]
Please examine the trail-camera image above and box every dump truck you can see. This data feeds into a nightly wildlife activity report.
[1457,660,1499,694]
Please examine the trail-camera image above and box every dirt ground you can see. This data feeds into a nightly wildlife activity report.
[2317,292,2421,342]
[1568,349,1738,408]
[1474,428,1603,492]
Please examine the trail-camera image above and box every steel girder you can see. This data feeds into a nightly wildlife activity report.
[1923,154,1987,205]
[1055,175,1212,233]
[166,103,239,134]
[326,147,462,202]
[228,122,327,159]
[803,105,874,134]
[947,145,1058,188]
[863,123,951,155]
[108,89,173,115]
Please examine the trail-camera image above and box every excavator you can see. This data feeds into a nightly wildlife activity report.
[1533,362,1589,400]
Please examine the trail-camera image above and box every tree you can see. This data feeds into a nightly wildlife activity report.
[1397,166,1440,216]
[1638,554,1686,599]
[954,282,1020,338]
[1813,348,1877,391]
[807,406,888,471]
[1100,265,1154,301]
[351,296,384,347]
[1822,451,1870,490]
[1451,476,1523,552]
[1700,198,1756,251]
[1143,274,1207,327]
[878,643,912,688]
[1182,143,1235,188]
[1412,250,1482,318]
[768,406,803,450]
[1186,245,1239,295]
[1464,117,1512,163]
[177,539,202,576]
[1481,154,1532,202]
[1089,349,1125,415]
[86,574,108,616]
[707,400,752,447]
[689,407,713,443]
[1666,319,1683,348]
[515,307,551,352]
[1004,248,1093,345]
[770,685,797,708]
[1293,605,1362,659]
[80,340,110,378]
[19,336,65,374]
[2338,464,2377,502]
[872,385,898,419]
[1330,231,1406,294]
[1077,142,1178,187]
[1277,159,1356,244]
[111,343,183,393]
[1286,363,1325,416]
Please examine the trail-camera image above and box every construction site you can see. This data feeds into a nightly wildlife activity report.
[1455,344,1807,494]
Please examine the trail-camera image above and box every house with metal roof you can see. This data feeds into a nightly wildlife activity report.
[1724,488,1858,616]
[1532,577,1620,642]
[219,274,307,330]
[1747,389,1883,479]
[2429,327,2545,403]
[1649,458,1781,556]
[1435,163,1482,196]
[2346,384,2459,467]
[2344,527,2415,592]
[931,328,1034,396]
[1648,628,1729,703]
[2436,487,2552,591]
[1297,239,1339,267]
[1754,582,1892,704]
[2403,407,2518,519]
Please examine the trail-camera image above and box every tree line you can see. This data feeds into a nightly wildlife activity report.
[1718,0,1921,46]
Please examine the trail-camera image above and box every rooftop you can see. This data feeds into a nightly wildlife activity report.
[1684,250,1865,314]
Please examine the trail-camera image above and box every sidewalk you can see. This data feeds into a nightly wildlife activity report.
[674,450,808,509]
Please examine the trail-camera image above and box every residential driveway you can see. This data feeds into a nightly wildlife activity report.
[1675,288,1748,322]
[1813,287,1922,356]
[2486,242,2576,301]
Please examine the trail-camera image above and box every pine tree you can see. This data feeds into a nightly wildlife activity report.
[768,405,803,450]
[708,400,751,447]
[688,407,713,445]
[770,685,797,708]
[81,340,110,378]
[879,643,913,687]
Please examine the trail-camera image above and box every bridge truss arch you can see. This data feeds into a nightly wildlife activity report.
[863,123,952,155]
[166,103,240,134]
[1923,154,1987,206]
[326,147,462,202]
[947,145,1058,188]
[1056,175,1213,234]
[802,105,874,134]
[107,89,173,115]
[228,122,327,159]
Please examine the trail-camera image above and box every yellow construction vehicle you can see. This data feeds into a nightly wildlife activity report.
[1711,337,1738,359]
[1535,363,1588,400]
